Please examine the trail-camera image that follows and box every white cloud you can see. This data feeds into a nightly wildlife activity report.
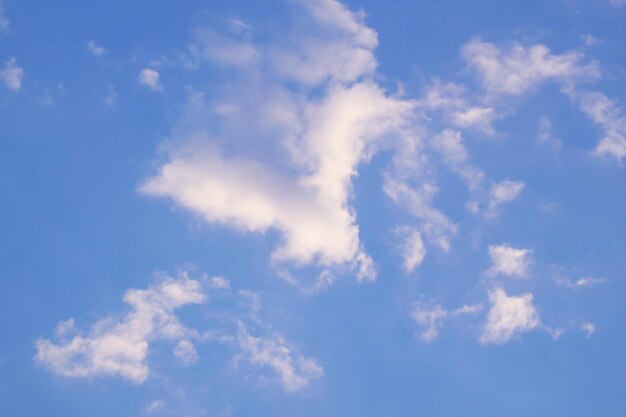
[418,80,496,133]
[383,175,457,252]
[556,276,605,288]
[480,288,540,344]
[236,322,323,392]
[399,227,427,273]
[413,303,482,342]
[594,132,626,162]
[566,90,626,162]
[143,67,414,281]
[270,0,377,86]
[430,129,484,191]
[174,339,199,365]
[139,68,161,91]
[0,1,9,33]
[461,38,625,162]
[210,276,230,290]
[35,273,205,383]
[187,27,259,68]
[486,244,532,278]
[103,84,118,107]
[2,57,24,91]
[425,129,524,219]
[87,40,107,57]
[485,180,525,218]
[140,140,372,276]
[304,0,378,48]
[144,400,166,414]
[277,269,337,295]
[143,0,474,285]
[452,106,496,132]
[580,323,595,337]
[537,116,561,148]
[462,39,598,96]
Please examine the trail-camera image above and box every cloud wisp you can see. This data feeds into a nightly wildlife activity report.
[0,1,10,34]
[413,303,483,342]
[2,57,24,91]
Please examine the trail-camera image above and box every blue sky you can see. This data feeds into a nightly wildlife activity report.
[1,0,625,416]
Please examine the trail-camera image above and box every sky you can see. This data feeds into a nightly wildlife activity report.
[1,0,625,416]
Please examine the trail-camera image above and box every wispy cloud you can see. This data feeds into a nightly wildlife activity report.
[144,400,166,414]
[399,227,427,273]
[87,40,107,57]
[461,38,626,162]
[566,90,626,162]
[581,322,596,337]
[413,302,483,342]
[556,276,605,288]
[103,84,118,107]
[485,180,525,218]
[462,39,598,96]
[1,57,24,91]
[235,322,323,392]
[0,1,10,34]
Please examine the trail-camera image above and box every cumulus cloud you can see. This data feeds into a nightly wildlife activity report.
[236,323,323,392]
[413,303,482,342]
[87,40,107,57]
[142,0,425,283]
[480,288,540,344]
[35,273,205,383]
[1,57,24,91]
[139,68,161,91]
[462,39,598,96]
[37,271,323,392]
[140,139,373,277]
